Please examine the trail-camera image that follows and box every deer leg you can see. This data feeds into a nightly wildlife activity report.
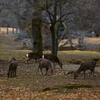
[13,71,15,77]
[53,63,56,74]
[32,59,36,66]
[90,70,95,77]
[12,71,13,77]
[11,71,13,78]
[89,70,93,78]
[92,70,95,77]
[15,70,17,77]
[12,70,14,77]
[7,72,9,78]
[14,70,16,77]
[40,68,43,75]
[45,68,48,75]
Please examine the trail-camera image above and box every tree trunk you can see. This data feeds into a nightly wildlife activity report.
[56,34,58,55]
[50,25,57,56]
[51,37,56,55]
[32,18,43,55]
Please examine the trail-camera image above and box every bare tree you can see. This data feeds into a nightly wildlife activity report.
[0,0,34,49]
[0,0,100,52]
[26,0,81,55]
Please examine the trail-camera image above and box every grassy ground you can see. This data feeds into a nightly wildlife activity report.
[1,34,100,99]
[0,49,100,99]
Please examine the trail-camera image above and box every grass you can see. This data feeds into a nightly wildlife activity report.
[0,75,69,90]
[0,74,93,92]
[1,34,100,99]
[41,84,92,92]
[1,77,34,88]
[0,35,100,92]
[1,49,100,64]
[57,50,100,65]
[0,49,100,97]
[59,50,100,59]
[0,49,31,60]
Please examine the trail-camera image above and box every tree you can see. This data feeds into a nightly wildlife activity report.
[27,0,81,55]
[55,0,100,51]
[27,0,98,55]
[0,0,39,50]
[0,0,100,53]
[32,16,42,55]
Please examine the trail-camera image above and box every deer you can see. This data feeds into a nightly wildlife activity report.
[26,52,42,64]
[42,54,63,69]
[36,58,53,75]
[8,57,16,64]
[74,60,96,79]
[7,61,18,78]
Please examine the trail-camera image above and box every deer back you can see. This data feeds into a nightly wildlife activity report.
[8,61,18,74]
[38,58,52,68]
[27,52,42,59]
[44,54,59,62]
[44,54,63,68]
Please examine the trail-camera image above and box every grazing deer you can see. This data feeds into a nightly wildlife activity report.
[8,57,16,64]
[36,58,53,75]
[74,60,96,79]
[26,52,42,64]
[42,54,63,69]
[7,61,18,78]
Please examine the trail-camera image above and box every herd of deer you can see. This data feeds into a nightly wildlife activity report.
[7,52,97,79]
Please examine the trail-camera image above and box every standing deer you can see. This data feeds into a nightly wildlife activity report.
[42,54,63,69]
[26,52,42,64]
[74,60,96,79]
[36,58,53,75]
[7,61,18,78]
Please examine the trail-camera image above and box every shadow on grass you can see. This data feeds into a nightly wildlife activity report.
[35,84,92,92]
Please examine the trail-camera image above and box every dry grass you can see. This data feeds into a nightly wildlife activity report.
[59,37,100,47]
[59,37,100,51]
